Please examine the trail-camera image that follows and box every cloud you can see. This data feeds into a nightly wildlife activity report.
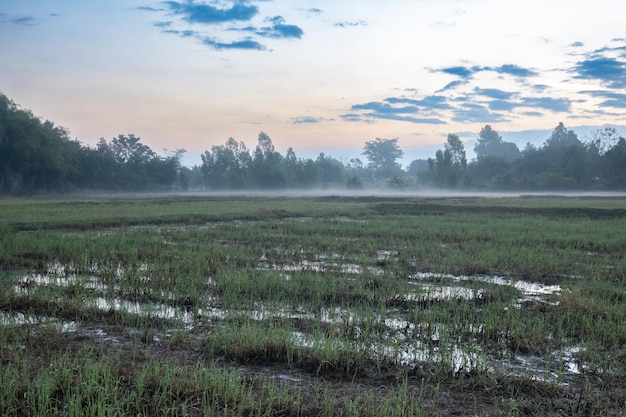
[488,100,518,111]
[521,97,571,112]
[164,28,198,37]
[291,116,321,124]
[202,37,266,50]
[436,79,467,92]
[238,15,303,39]
[144,1,305,51]
[137,6,164,12]
[349,101,445,124]
[385,95,453,110]
[473,88,515,100]
[452,103,508,123]
[164,1,258,24]
[334,20,367,28]
[440,66,474,78]
[482,96,571,113]
[1,15,37,26]
[581,90,626,108]
[572,56,626,88]
[341,113,365,123]
[352,102,419,114]
[436,64,537,79]
[521,111,544,117]
[153,20,172,28]
[487,64,537,77]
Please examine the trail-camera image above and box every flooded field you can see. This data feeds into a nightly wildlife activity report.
[1,195,625,416]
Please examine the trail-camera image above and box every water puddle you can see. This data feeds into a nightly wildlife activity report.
[410,272,561,304]
[406,282,480,301]
[6,261,580,387]
[493,345,583,386]
[0,312,77,332]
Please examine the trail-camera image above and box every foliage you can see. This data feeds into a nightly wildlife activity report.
[428,134,467,187]
[362,137,404,180]
[2,91,626,194]
[0,94,81,194]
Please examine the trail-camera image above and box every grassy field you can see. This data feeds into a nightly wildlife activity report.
[1,193,625,416]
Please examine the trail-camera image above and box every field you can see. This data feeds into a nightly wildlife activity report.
[1,193,625,416]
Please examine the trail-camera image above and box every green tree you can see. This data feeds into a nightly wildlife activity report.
[252,132,286,188]
[316,153,345,187]
[429,134,467,187]
[0,93,79,194]
[545,123,587,187]
[201,138,251,189]
[406,159,430,184]
[512,124,589,189]
[362,137,404,180]
[470,126,520,187]
[603,137,626,187]
[474,125,520,162]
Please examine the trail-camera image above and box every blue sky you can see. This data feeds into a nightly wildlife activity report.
[1,0,625,166]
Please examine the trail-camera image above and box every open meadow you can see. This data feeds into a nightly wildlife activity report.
[1,193,625,416]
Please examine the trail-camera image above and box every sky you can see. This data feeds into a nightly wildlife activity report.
[1,0,626,167]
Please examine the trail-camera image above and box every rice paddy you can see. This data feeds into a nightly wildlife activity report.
[1,194,625,416]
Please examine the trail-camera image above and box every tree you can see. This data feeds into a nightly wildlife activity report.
[469,126,520,186]
[252,132,285,188]
[109,134,156,165]
[316,153,345,186]
[201,138,251,189]
[0,93,80,194]
[474,125,501,162]
[545,122,583,150]
[544,123,587,187]
[603,137,626,187]
[362,138,404,180]
[444,134,467,170]
[429,134,467,187]
[474,125,520,162]
[406,159,430,184]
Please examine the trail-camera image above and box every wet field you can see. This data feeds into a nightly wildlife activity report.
[1,195,625,416]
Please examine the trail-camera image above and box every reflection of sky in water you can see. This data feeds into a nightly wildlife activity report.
[9,261,577,384]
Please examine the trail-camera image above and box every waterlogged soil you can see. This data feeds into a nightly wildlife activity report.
[0,315,583,417]
[2,196,626,416]
[3,261,618,416]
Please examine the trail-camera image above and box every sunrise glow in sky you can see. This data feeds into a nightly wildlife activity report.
[2,0,625,165]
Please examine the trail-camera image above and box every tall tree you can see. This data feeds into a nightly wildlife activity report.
[603,136,626,187]
[470,125,520,186]
[316,153,345,186]
[545,122,583,150]
[201,138,251,189]
[429,134,467,187]
[252,132,285,188]
[444,134,467,170]
[474,125,520,161]
[362,137,404,180]
[0,93,79,194]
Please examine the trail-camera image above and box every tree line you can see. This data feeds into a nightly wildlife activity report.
[1,92,625,195]
[428,124,626,189]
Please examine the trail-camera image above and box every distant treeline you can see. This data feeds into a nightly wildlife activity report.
[1,92,625,195]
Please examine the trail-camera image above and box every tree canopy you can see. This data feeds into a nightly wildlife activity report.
[1,92,625,194]
[362,137,404,180]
